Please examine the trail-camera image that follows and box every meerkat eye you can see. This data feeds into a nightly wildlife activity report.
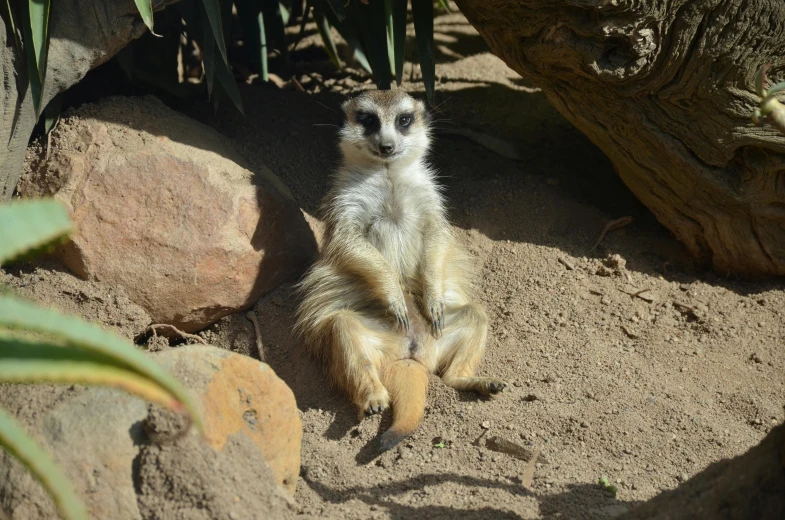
[397,114,413,127]
[354,111,379,132]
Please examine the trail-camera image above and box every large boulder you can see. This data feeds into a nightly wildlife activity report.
[0,345,300,520]
[20,95,317,332]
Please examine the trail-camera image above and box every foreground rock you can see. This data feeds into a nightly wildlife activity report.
[20,96,317,332]
[0,345,300,520]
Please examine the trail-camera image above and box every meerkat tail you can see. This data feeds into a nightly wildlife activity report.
[379,359,429,452]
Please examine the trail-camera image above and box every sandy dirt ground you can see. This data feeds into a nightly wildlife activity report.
[3,10,784,520]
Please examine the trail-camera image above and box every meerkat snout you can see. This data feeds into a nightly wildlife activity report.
[339,90,430,164]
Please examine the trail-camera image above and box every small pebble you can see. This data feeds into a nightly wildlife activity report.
[481,421,491,429]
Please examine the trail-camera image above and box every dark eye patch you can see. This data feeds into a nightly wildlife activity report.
[354,111,380,135]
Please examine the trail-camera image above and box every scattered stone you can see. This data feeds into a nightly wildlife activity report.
[481,421,492,429]
[604,253,627,270]
[596,265,614,277]
[522,394,539,402]
[20,96,317,332]
[485,436,549,463]
[750,353,763,364]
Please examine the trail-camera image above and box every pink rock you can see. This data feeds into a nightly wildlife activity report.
[21,96,316,332]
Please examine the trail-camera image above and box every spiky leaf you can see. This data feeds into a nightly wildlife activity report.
[392,0,407,85]
[21,0,51,116]
[348,0,391,89]
[0,295,203,434]
[200,0,229,65]
[314,8,341,69]
[0,199,73,265]
[0,407,88,520]
[411,0,435,103]
[132,0,158,35]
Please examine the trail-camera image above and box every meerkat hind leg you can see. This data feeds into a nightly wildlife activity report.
[327,310,398,416]
[435,302,507,396]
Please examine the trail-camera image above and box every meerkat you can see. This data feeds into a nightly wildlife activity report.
[294,90,506,451]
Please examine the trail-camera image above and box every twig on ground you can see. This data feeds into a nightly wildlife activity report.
[591,216,634,251]
[557,257,575,270]
[246,311,265,361]
[521,445,542,489]
[147,324,207,344]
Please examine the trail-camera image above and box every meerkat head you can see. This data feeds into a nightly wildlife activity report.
[339,90,430,165]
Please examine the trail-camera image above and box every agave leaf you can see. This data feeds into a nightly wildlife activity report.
[323,6,371,73]
[199,0,229,65]
[0,359,181,412]
[262,0,289,67]
[437,0,452,12]
[325,0,346,21]
[411,0,435,103]
[766,80,785,97]
[0,407,88,520]
[755,65,767,97]
[0,199,73,266]
[278,1,290,25]
[348,0,391,89]
[0,295,203,434]
[314,8,341,69]
[132,0,160,36]
[384,0,394,77]
[21,0,51,116]
[43,92,62,134]
[392,0,407,85]
[258,9,269,81]
[0,0,20,54]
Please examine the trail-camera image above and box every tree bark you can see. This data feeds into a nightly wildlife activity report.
[455,0,785,278]
[0,0,177,201]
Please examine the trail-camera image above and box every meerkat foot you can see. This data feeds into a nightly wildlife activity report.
[444,376,507,396]
[361,391,390,416]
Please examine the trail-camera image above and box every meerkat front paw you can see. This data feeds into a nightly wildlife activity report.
[422,293,445,338]
[387,291,410,332]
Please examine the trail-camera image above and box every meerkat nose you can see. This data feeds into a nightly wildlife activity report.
[379,144,395,156]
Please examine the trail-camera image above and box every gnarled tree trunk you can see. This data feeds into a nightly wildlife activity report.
[0,0,176,201]
[455,0,785,278]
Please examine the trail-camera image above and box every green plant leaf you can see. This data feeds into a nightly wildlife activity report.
[0,0,21,54]
[0,335,186,411]
[21,0,52,116]
[392,0,407,85]
[198,0,243,114]
[43,92,62,134]
[348,0,391,89]
[0,199,73,265]
[766,80,785,97]
[132,0,160,36]
[200,0,229,65]
[323,6,371,73]
[278,1,290,25]
[258,9,269,81]
[325,0,346,21]
[314,8,340,69]
[0,295,203,434]
[0,407,88,520]
[411,0,435,103]
[437,0,451,12]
